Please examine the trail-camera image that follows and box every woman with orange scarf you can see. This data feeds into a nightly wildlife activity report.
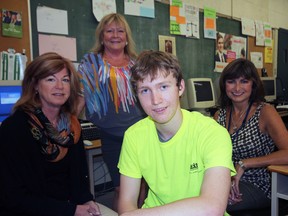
[0,52,116,216]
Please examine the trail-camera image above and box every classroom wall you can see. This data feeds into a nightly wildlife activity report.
[268,0,288,29]
[29,0,242,82]
[183,0,288,30]
[27,0,288,82]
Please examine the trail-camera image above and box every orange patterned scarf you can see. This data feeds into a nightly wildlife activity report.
[27,108,81,162]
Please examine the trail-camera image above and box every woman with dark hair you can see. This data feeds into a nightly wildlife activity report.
[0,52,116,216]
[214,58,288,213]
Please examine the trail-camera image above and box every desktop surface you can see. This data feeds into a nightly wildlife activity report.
[276,104,288,110]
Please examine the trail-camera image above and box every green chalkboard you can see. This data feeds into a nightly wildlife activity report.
[30,0,243,80]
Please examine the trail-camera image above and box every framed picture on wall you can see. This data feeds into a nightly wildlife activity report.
[2,9,23,38]
[159,35,176,56]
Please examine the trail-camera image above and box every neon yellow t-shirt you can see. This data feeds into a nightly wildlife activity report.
[118,109,235,209]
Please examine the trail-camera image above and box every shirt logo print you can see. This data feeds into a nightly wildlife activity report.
[190,163,198,172]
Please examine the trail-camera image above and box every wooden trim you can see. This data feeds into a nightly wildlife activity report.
[84,139,101,150]
[268,165,288,175]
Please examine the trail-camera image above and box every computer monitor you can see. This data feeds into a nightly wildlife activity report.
[261,77,276,102]
[180,78,216,110]
[0,81,22,123]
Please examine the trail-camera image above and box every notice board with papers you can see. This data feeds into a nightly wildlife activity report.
[29,0,242,80]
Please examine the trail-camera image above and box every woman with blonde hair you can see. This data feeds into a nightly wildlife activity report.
[78,13,146,211]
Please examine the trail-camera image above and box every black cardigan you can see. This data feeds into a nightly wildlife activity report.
[0,110,93,216]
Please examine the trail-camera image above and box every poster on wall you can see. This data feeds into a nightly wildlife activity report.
[185,4,199,39]
[263,22,272,47]
[214,32,247,72]
[241,18,255,37]
[2,9,23,38]
[92,0,116,21]
[250,52,263,69]
[203,7,216,39]
[255,20,265,46]
[124,0,155,18]
[169,0,200,39]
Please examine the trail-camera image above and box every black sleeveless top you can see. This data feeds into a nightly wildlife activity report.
[217,103,275,198]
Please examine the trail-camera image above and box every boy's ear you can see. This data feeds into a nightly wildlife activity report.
[179,79,185,96]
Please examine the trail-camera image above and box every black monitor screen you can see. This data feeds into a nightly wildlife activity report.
[194,81,213,102]
[262,80,275,96]
[0,85,22,122]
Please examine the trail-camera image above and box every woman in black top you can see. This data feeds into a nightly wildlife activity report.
[0,52,116,216]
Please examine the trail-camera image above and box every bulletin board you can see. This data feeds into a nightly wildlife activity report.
[29,0,243,81]
[0,0,31,63]
[247,36,273,77]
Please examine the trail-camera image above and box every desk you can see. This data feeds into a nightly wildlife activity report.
[268,165,288,216]
[85,139,102,197]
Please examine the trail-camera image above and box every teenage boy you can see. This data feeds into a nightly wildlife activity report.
[118,50,235,216]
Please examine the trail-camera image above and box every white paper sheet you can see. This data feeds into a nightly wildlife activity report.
[92,0,116,21]
[38,34,77,61]
[241,18,256,37]
[36,6,68,35]
[250,52,263,69]
[124,0,155,18]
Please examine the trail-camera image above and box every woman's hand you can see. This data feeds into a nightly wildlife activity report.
[228,164,245,205]
[228,179,242,205]
[75,201,101,216]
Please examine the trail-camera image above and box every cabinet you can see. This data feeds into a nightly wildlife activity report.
[276,28,288,102]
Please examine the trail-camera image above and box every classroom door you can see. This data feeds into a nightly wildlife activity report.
[277,28,288,102]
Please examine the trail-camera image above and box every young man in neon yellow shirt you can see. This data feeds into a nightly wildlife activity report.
[118,50,236,216]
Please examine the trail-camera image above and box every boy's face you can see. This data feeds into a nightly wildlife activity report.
[136,70,184,125]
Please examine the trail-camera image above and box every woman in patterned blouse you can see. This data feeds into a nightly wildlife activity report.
[77,13,146,211]
[214,58,288,213]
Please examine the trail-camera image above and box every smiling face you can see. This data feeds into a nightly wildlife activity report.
[36,68,71,112]
[137,71,184,126]
[225,76,253,104]
[103,21,127,53]
[217,37,224,53]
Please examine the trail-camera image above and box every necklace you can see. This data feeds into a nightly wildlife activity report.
[231,105,249,132]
